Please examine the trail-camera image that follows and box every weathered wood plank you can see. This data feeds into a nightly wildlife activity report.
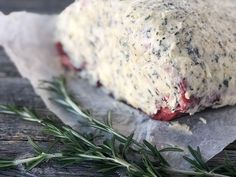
[0,141,104,177]
[0,47,21,77]
[0,112,109,177]
[0,47,9,62]
[0,77,108,177]
[0,166,103,177]
[0,166,106,177]
[0,47,10,62]
[0,140,51,158]
[0,104,105,176]
[224,142,236,151]
[0,78,45,108]
[0,0,73,14]
[0,114,49,142]
[208,150,236,167]
[0,62,21,77]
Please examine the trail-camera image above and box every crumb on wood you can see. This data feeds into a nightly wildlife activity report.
[199,117,207,124]
[169,121,192,135]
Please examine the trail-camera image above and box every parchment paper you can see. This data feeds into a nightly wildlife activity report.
[0,11,236,170]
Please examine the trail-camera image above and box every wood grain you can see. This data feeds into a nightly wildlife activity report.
[0,78,45,108]
[0,0,73,14]
[0,1,235,176]
[0,47,20,77]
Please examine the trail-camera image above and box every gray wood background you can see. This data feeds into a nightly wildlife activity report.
[0,0,235,176]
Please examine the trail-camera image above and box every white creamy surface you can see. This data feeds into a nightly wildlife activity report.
[56,0,236,117]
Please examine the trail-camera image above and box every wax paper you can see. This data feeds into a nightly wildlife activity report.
[0,11,236,169]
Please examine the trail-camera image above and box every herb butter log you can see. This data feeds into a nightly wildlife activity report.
[55,0,236,121]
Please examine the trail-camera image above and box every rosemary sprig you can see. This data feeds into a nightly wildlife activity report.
[0,77,235,177]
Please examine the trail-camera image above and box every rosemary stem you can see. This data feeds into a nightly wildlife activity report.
[164,167,230,177]
[14,153,63,166]
[65,92,145,150]
[78,154,139,173]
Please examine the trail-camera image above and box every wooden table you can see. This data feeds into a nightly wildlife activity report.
[0,1,235,176]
